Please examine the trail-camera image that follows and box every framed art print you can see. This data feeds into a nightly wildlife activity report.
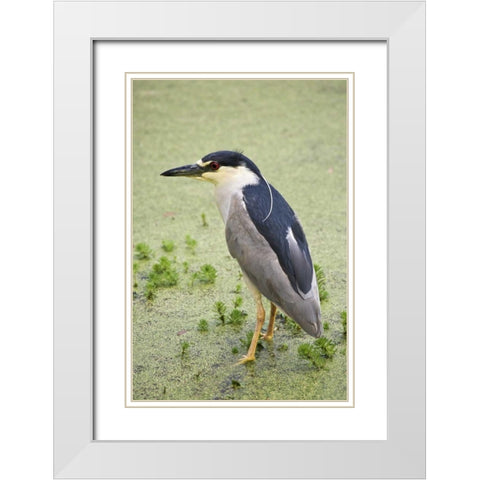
[54,1,425,477]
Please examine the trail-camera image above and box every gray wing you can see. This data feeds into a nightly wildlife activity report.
[225,196,314,304]
[284,224,316,298]
[225,196,322,337]
[242,183,315,297]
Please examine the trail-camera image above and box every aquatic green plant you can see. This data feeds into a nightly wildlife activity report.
[201,212,208,227]
[314,337,337,358]
[197,319,209,332]
[144,256,179,300]
[182,261,189,273]
[323,321,330,331]
[212,296,247,327]
[192,264,217,285]
[314,263,329,302]
[282,314,302,335]
[185,234,197,253]
[214,301,227,325]
[231,346,239,354]
[228,308,247,326]
[298,337,337,369]
[134,242,153,260]
[233,296,243,308]
[144,282,156,301]
[150,257,178,285]
[180,341,190,357]
[298,344,326,369]
[161,239,175,252]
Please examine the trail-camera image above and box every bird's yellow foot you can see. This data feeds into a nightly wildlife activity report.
[236,355,255,365]
[261,333,273,341]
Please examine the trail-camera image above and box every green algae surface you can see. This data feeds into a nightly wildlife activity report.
[131,79,348,401]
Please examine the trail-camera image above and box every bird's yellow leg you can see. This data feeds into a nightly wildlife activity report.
[262,303,277,341]
[237,296,265,364]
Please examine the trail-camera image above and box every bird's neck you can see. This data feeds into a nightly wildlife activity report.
[213,169,260,223]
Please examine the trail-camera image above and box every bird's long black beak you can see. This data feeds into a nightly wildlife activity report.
[161,163,204,177]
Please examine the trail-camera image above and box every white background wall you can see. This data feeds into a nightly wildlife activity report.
[0,0,478,478]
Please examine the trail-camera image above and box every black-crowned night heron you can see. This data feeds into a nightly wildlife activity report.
[161,151,323,364]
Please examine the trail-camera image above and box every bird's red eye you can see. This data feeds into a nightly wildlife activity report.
[210,161,220,171]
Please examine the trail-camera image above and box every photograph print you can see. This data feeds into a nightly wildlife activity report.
[127,74,352,403]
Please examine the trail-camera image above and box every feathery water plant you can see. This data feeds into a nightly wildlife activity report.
[161,240,175,252]
[185,235,197,253]
[298,337,337,369]
[144,256,179,300]
[192,264,217,285]
[314,263,329,302]
[197,319,209,332]
[214,301,227,325]
[134,242,153,261]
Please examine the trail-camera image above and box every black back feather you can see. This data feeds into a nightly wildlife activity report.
[243,182,313,296]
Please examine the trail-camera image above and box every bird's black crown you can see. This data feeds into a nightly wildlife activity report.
[202,151,262,177]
